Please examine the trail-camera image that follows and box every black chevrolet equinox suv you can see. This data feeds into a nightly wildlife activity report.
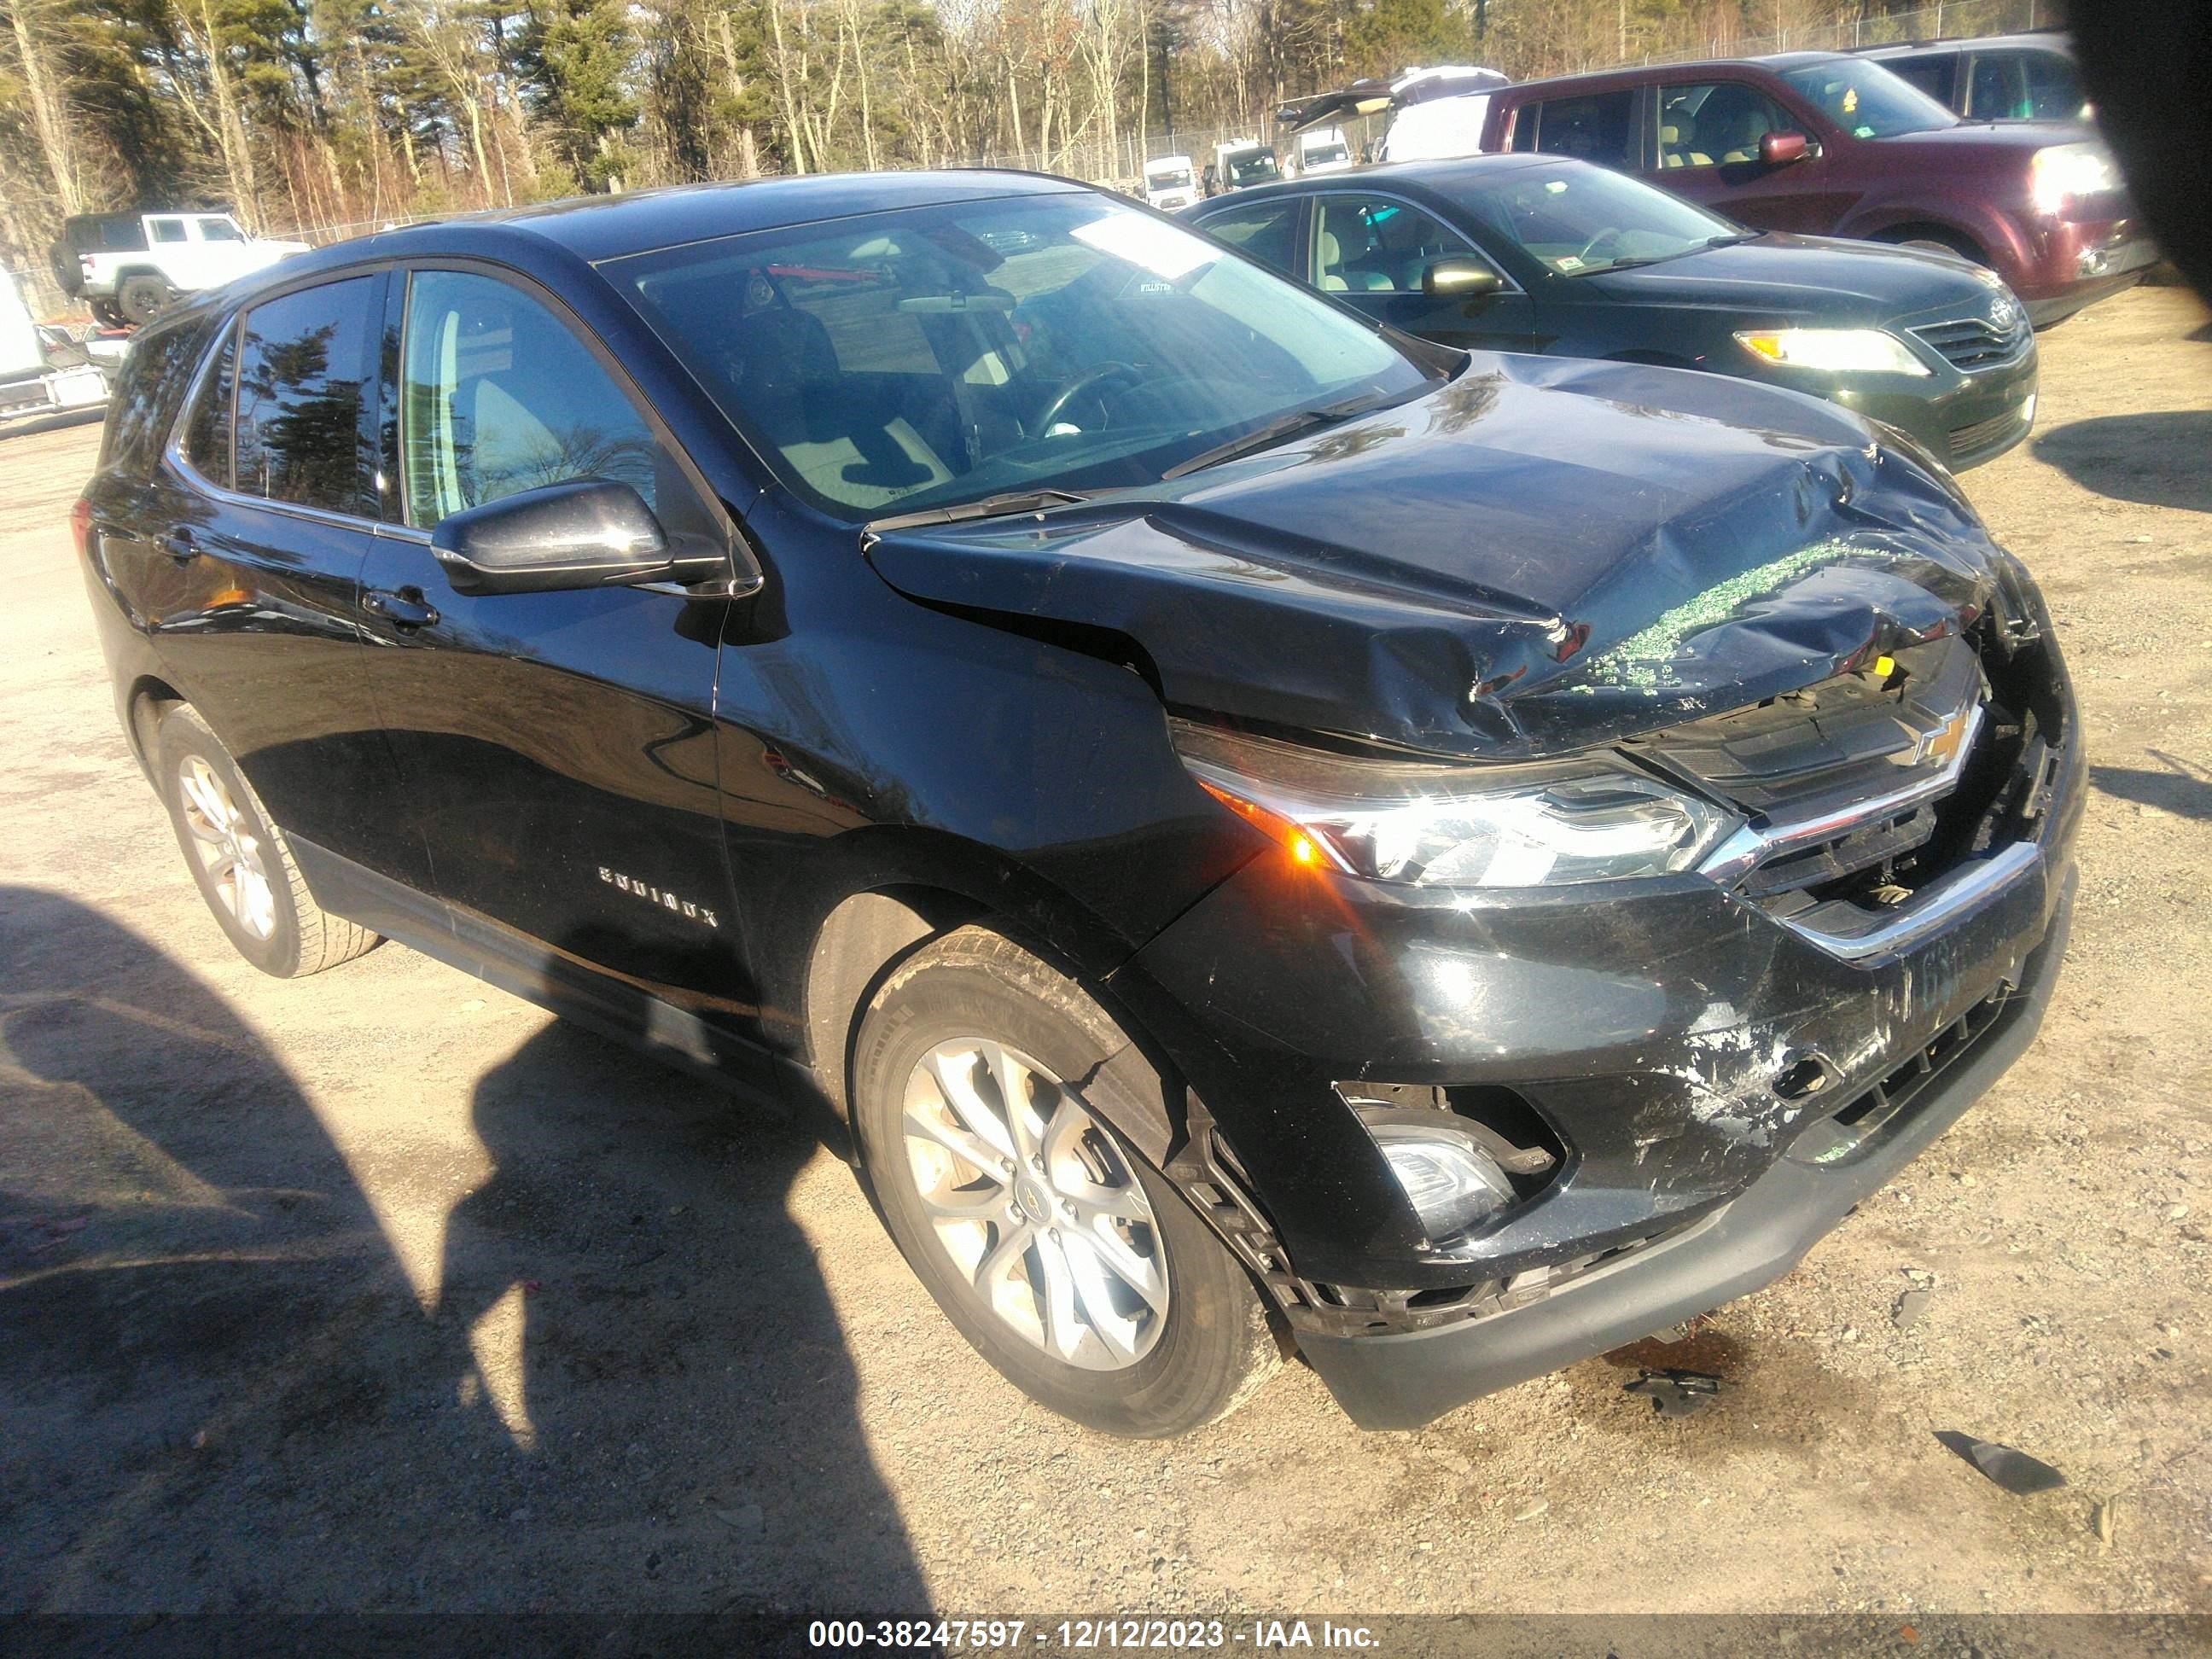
[77,172,2081,1435]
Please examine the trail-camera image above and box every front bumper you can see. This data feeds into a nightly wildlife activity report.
[1748,296,2039,471]
[2011,214,2160,324]
[1300,869,2073,1428]
[1837,361,2036,472]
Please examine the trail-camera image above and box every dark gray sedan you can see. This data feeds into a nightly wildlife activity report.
[1185,153,2039,469]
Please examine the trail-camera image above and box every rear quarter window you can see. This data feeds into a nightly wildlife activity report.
[98,320,209,476]
[1513,90,1639,166]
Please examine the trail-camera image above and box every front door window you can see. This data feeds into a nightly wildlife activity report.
[1313,195,1481,294]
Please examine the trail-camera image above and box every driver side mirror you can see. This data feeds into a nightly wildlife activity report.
[1423,258,1504,300]
[1759,131,1812,166]
[430,479,725,597]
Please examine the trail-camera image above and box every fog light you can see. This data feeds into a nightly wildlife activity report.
[1360,1110,1516,1239]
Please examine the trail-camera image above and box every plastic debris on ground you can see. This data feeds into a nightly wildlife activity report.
[1933,1430,2069,1494]
[1622,1368,1726,1418]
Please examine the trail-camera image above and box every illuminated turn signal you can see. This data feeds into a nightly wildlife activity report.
[1196,778,1335,872]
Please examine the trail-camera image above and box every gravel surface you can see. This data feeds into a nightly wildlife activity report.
[0,285,2206,1616]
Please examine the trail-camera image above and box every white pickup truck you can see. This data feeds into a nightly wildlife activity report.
[49,210,307,326]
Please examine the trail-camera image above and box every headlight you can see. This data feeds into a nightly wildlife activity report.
[1734,328,1930,377]
[1172,719,1738,888]
[2030,141,2118,217]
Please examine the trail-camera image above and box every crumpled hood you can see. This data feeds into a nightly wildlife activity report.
[864,353,2023,760]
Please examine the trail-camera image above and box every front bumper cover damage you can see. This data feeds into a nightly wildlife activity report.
[1297,871,2075,1429]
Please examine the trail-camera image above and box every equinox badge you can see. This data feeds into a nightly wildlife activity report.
[598,866,719,928]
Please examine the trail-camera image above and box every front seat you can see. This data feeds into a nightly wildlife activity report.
[728,301,954,510]
[1700,90,1773,163]
[1660,106,1713,167]
[1316,229,1375,292]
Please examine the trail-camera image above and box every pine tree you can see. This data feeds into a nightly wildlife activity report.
[515,0,639,191]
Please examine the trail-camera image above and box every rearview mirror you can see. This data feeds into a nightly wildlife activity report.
[1423,259,1503,300]
[1760,131,1810,166]
[430,479,722,597]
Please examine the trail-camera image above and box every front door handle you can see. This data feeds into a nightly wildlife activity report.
[162,528,198,562]
[363,587,439,629]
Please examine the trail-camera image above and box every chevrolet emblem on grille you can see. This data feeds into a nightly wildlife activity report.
[1913,706,1974,767]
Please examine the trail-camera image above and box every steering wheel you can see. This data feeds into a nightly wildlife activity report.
[1576,228,1627,264]
[1033,362,1142,435]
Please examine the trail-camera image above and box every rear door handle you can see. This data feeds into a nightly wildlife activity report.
[363,587,439,629]
[161,529,198,562]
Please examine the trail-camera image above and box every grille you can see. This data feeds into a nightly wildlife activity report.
[1948,405,2030,462]
[1911,311,2031,371]
[1640,634,1987,827]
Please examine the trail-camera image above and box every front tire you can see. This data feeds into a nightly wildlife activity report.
[850,927,1276,1437]
[155,705,379,978]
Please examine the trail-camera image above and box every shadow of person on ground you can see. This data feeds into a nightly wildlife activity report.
[435,1010,926,1609]
[2032,410,2212,513]
[2090,748,2212,823]
[0,886,926,1614]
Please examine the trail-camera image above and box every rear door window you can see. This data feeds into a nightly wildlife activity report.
[1966,53,2029,119]
[1200,200,1302,278]
[1515,91,1637,166]
[1656,81,1797,168]
[149,218,189,246]
[232,276,381,517]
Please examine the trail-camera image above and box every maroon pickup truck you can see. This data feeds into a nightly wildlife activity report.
[1479,51,2152,325]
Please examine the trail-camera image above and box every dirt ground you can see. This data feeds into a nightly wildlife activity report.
[1,283,2207,1621]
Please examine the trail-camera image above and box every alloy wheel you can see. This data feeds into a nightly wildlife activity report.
[177,755,277,941]
[900,1038,1169,1371]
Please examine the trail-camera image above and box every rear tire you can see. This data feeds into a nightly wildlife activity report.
[850,926,1277,1438]
[154,705,380,978]
[117,276,171,326]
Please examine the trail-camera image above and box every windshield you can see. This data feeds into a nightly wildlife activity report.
[1147,167,1193,189]
[614,192,1435,522]
[1458,160,1742,275]
[1779,60,1957,137]
[1304,144,1349,166]
[1227,152,1280,185]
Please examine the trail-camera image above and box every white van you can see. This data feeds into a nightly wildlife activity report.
[1,273,108,428]
[1296,128,1355,176]
[1143,155,1198,212]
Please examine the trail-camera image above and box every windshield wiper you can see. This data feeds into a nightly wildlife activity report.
[864,487,1094,534]
[1569,247,1712,276]
[1161,392,1388,480]
[1705,231,1761,247]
